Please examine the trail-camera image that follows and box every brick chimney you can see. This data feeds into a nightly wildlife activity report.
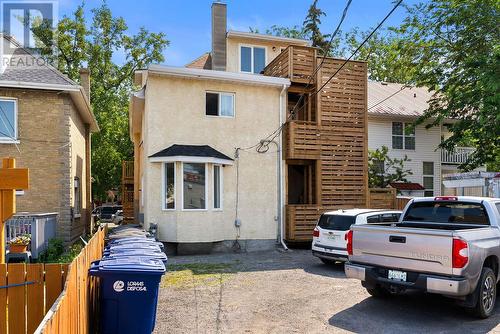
[79,68,90,101]
[211,2,227,71]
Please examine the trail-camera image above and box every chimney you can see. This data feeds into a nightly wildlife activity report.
[211,2,227,71]
[79,68,90,101]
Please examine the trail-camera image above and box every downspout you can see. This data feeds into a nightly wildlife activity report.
[278,84,288,250]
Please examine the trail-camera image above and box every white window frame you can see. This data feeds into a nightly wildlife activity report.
[206,91,235,118]
[213,164,223,210]
[181,162,208,211]
[73,177,81,217]
[422,161,435,197]
[0,98,19,143]
[392,122,415,150]
[162,162,176,211]
[238,44,267,74]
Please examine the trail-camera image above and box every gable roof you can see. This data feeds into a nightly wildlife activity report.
[186,52,212,70]
[368,81,434,118]
[149,144,234,165]
[0,35,98,131]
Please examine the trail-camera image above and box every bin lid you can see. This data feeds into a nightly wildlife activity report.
[106,249,167,258]
[107,243,161,251]
[97,257,165,273]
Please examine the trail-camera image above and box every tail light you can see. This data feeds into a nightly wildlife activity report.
[452,238,469,268]
[345,230,353,255]
[313,228,320,238]
[435,196,458,201]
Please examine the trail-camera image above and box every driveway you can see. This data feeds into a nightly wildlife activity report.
[155,249,500,334]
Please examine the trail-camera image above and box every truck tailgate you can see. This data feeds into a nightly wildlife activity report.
[350,225,454,275]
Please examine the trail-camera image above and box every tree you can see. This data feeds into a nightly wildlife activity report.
[368,146,413,188]
[265,25,307,39]
[33,4,168,200]
[303,0,330,53]
[394,0,500,171]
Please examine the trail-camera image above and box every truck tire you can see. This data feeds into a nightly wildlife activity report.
[366,286,390,298]
[471,267,497,318]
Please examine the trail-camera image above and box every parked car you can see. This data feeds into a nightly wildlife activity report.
[95,205,122,223]
[345,196,500,318]
[312,209,402,264]
[111,210,124,225]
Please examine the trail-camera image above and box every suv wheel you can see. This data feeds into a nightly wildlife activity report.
[471,267,497,318]
[366,286,390,298]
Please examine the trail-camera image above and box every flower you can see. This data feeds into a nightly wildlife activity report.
[9,234,31,246]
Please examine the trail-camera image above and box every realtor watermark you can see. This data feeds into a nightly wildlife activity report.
[0,0,58,74]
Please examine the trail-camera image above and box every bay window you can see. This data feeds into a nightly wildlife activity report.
[163,162,175,210]
[183,162,207,210]
[213,165,222,209]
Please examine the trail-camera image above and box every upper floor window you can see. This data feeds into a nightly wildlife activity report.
[206,92,234,117]
[240,45,266,74]
[392,122,415,150]
[0,98,17,142]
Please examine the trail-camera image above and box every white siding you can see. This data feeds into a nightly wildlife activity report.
[368,117,442,196]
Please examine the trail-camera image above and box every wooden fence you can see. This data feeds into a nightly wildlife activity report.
[367,188,411,210]
[34,226,106,334]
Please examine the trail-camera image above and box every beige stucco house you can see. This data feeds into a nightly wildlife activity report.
[0,35,98,243]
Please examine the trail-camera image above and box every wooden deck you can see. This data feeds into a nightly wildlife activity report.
[121,161,134,221]
[266,47,370,242]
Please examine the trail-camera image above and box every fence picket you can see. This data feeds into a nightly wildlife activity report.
[0,264,6,334]
[7,263,26,334]
[45,264,63,311]
[27,264,44,333]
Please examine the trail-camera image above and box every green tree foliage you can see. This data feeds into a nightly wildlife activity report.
[368,146,413,188]
[266,25,307,39]
[394,0,500,171]
[33,4,168,200]
[303,0,330,52]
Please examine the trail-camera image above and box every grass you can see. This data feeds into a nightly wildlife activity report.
[161,262,238,288]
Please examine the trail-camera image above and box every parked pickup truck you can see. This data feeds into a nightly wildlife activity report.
[345,196,500,318]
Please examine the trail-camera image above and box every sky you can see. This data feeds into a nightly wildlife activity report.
[54,0,418,67]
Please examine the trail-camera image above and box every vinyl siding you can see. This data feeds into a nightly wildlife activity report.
[368,117,442,196]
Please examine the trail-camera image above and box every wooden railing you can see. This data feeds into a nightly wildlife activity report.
[34,226,106,334]
[441,147,474,164]
[283,121,321,160]
[285,204,327,241]
[122,161,134,183]
[263,46,316,83]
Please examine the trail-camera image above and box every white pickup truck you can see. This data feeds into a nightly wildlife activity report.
[345,196,500,318]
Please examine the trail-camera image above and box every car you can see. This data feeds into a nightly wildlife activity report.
[97,205,122,223]
[312,209,402,264]
[345,196,500,318]
[111,210,124,225]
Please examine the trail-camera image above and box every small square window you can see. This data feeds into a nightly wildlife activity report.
[405,136,415,150]
[392,136,403,149]
[206,92,234,117]
[423,162,434,175]
[392,122,403,135]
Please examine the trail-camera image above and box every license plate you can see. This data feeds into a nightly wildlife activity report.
[326,234,340,240]
[388,270,407,282]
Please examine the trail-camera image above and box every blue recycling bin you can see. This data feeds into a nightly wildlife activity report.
[108,237,165,251]
[105,243,162,254]
[103,249,168,267]
[89,257,166,334]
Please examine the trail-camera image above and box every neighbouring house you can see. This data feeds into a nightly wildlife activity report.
[389,182,425,197]
[0,35,98,243]
[367,81,485,197]
[129,2,368,252]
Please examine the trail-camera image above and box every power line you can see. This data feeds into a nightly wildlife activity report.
[368,84,409,111]
[238,0,354,154]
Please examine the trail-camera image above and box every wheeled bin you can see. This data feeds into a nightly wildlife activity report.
[89,257,166,334]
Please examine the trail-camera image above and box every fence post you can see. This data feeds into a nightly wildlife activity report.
[0,158,29,263]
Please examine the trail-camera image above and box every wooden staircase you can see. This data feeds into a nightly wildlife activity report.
[121,161,134,223]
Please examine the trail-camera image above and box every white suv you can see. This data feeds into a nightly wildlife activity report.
[312,209,401,264]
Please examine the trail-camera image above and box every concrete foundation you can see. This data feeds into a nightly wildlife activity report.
[166,239,277,256]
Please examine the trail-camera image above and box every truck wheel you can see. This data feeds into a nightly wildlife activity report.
[320,258,336,265]
[471,267,497,318]
[366,286,390,298]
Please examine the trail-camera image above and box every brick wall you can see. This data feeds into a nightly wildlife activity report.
[0,88,88,243]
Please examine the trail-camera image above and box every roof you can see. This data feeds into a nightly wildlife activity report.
[227,30,311,46]
[389,182,425,191]
[186,52,212,70]
[367,81,434,118]
[149,144,234,165]
[322,208,401,216]
[148,64,290,88]
[0,35,98,132]
[0,35,76,86]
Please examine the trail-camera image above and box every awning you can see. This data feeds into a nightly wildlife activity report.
[389,182,425,191]
[149,144,234,165]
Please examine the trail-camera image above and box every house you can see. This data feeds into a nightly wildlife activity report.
[367,81,484,197]
[129,2,368,252]
[0,35,98,243]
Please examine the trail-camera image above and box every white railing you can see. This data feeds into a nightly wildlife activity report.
[5,212,57,259]
[441,147,475,164]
